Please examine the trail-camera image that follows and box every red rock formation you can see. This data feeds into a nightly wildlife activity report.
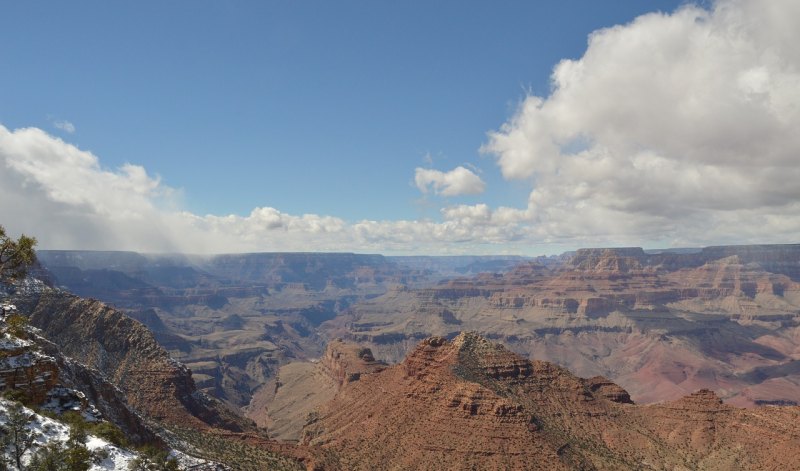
[306,333,565,470]
[583,376,634,404]
[305,334,800,470]
[321,339,386,386]
[6,286,318,469]
[326,245,800,408]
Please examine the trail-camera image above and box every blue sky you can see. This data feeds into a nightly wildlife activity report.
[1,1,682,219]
[1,0,798,255]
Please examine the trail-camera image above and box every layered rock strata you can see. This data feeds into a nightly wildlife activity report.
[304,333,800,470]
[325,246,800,406]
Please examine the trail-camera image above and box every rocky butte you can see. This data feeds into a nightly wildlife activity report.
[303,332,800,470]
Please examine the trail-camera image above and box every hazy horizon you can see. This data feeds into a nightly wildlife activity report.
[35,243,800,260]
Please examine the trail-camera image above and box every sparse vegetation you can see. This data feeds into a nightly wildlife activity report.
[91,421,129,448]
[127,445,179,471]
[0,402,39,470]
[0,225,37,282]
[4,313,29,339]
[0,402,107,471]
[60,411,129,448]
[62,420,93,471]
[28,441,67,470]
[169,427,305,471]
[1,389,29,405]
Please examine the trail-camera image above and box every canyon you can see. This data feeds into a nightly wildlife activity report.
[325,245,800,408]
[6,243,800,468]
[26,244,800,466]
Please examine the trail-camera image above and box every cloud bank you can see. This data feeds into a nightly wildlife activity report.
[2,0,799,254]
[0,126,526,253]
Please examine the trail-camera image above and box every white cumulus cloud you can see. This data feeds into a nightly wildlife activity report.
[483,0,800,247]
[414,166,486,197]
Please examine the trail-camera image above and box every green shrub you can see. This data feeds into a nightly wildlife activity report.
[60,411,130,448]
[1,388,35,407]
[130,445,179,471]
[5,313,28,339]
[91,421,129,448]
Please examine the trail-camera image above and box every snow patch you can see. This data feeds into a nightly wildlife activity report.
[0,333,32,350]
[0,398,139,470]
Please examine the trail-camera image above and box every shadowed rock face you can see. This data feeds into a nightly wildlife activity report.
[203,253,398,290]
[18,289,251,433]
[304,333,800,471]
[244,339,388,442]
[0,282,329,469]
[36,250,428,304]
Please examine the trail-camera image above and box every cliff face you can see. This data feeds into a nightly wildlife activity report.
[321,339,386,386]
[0,334,58,404]
[202,252,402,289]
[18,289,250,433]
[305,334,565,470]
[7,331,162,445]
[700,244,800,280]
[1,278,166,448]
[567,244,800,280]
[242,339,387,443]
[305,333,800,471]
[567,247,650,271]
[36,250,422,296]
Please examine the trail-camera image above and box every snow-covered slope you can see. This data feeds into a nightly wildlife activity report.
[0,397,139,470]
